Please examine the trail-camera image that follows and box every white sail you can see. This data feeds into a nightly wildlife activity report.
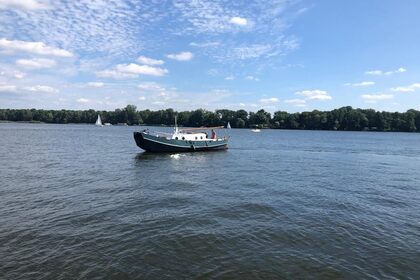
[95,114,102,126]
[227,122,231,129]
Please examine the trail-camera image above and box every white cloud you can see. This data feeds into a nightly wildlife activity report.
[245,75,260,81]
[0,38,72,57]
[230,16,248,26]
[116,63,167,76]
[13,71,25,79]
[167,51,194,61]
[95,70,137,79]
[77,98,90,103]
[97,63,168,79]
[207,68,218,76]
[345,81,375,87]
[0,0,49,10]
[172,0,289,34]
[365,67,407,76]
[137,56,164,65]
[0,84,17,92]
[365,70,383,76]
[390,83,420,92]
[87,82,104,88]
[0,2,167,57]
[190,42,220,48]
[138,82,165,92]
[231,44,273,59]
[296,89,332,100]
[138,96,146,101]
[221,38,299,61]
[361,94,393,102]
[0,70,25,79]
[16,58,56,69]
[225,75,235,81]
[171,1,300,63]
[24,85,57,93]
[285,99,306,106]
[259,97,279,104]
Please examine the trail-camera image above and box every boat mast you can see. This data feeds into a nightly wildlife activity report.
[174,115,179,133]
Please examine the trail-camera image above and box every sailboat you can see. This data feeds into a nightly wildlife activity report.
[227,122,231,129]
[95,114,103,126]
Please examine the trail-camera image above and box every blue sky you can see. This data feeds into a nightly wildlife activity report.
[0,0,419,112]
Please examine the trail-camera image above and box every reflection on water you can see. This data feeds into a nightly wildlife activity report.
[1,123,420,279]
[135,149,228,159]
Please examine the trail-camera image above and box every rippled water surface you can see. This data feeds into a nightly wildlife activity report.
[1,123,420,279]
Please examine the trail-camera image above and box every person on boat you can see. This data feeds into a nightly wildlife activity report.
[211,129,216,140]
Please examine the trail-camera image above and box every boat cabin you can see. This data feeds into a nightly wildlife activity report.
[172,131,208,141]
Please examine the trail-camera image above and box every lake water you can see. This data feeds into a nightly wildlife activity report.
[1,123,419,279]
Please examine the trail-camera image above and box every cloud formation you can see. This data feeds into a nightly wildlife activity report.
[0,38,72,57]
[245,75,259,81]
[87,82,104,88]
[285,98,306,106]
[16,58,56,69]
[230,17,248,26]
[77,98,89,103]
[361,94,393,102]
[296,89,332,100]
[345,81,375,87]
[167,52,194,61]
[97,63,168,79]
[138,82,165,92]
[0,0,49,10]
[365,67,406,76]
[24,85,57,93]
[391,83,420,92]
[259,97,279,104]
[0,84,17,92]
[137,56,164,66]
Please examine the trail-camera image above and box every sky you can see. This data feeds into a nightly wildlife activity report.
[0,0,420,113]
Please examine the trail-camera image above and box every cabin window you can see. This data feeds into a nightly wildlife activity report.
[195,137,197,140]
[182,137,185,140]
[200,136,203,139]
[175,137,178,140]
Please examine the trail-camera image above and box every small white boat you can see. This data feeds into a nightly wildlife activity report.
[95,115,103,126]
[251,128,261,132]
[104,123,112,126]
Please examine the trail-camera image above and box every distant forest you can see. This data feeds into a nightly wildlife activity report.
[1,105,420,132]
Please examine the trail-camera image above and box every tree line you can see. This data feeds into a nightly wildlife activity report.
[1,105,420,132]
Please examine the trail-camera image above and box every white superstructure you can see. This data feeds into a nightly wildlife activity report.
[172,131,208,141]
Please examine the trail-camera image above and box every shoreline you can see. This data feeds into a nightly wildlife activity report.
[1,121,419,133]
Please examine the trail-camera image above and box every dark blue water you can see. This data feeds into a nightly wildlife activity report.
[1,123,419,279]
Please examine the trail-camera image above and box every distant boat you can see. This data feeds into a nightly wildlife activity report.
[227,122,231,129]
[134,117,229,153]
[104,123,112,126]
[251,128,261,132]
[95,115,103,126]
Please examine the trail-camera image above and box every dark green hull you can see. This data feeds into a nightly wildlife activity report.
[134,132,228,153]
